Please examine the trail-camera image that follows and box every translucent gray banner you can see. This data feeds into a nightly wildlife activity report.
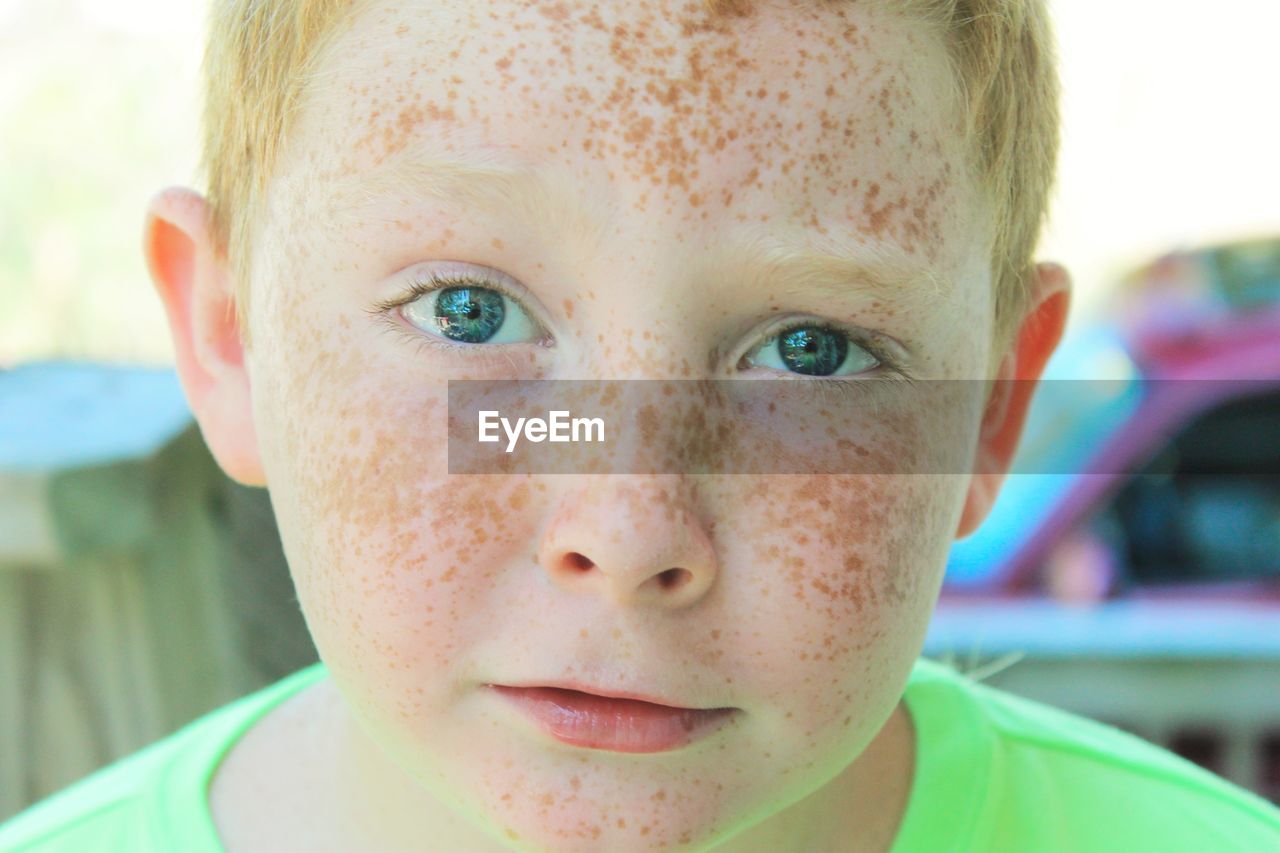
[446,379,1280,475]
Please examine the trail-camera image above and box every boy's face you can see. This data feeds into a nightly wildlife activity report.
[229,0,1003,847]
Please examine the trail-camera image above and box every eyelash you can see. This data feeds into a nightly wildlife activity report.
[747,319,912,383]
[367,270,550,358]
[369,270,915,386]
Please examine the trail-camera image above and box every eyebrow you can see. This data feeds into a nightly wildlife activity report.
[330,139,947,310]
[330,139,616,250]
[721,222,949,311]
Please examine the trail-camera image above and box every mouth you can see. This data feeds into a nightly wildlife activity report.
[486,683,739,753]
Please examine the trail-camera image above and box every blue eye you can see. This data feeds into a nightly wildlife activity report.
[400,275,543,345]
[431,286,506,343]
[746,324,881,377]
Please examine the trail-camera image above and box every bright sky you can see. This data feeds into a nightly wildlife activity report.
[0,0,1276,363]
[1043,0,1280,315]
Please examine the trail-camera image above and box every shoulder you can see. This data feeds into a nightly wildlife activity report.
[904,658,1280,851]
[0,664,327,853]
[0,735,174,853]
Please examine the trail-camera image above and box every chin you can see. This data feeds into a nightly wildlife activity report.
[485,800,739,853]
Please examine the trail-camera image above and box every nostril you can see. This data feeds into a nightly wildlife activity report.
[657,568,691,590]
[564,552,595,573]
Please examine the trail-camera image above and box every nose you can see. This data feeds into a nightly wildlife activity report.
[536,475,718,609]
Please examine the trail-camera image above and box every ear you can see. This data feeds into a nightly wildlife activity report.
[954,262,1071,539]
[143,187,265,487]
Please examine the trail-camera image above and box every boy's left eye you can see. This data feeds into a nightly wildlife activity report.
[744,325,881,378]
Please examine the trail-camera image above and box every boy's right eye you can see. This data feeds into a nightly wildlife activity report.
[398,273,545,346]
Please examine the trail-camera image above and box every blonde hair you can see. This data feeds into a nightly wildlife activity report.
[202,0,1058,348]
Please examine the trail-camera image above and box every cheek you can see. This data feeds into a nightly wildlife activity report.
[712,472,955,707]
[253,310,540,704]
[696,390,973,750]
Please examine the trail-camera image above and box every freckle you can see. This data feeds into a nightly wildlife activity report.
[491,237,504,249]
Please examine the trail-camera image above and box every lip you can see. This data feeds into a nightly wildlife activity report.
[487,683,738,753]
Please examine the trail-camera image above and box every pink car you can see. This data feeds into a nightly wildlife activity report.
[944,236,1280,602]
[929,238,1280,802]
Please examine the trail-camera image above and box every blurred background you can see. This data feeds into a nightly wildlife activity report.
[1,0,1278,822]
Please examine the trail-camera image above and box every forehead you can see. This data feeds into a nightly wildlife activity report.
[280,0,980,281]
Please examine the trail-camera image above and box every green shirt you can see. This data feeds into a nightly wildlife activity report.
[3,659,1278,852]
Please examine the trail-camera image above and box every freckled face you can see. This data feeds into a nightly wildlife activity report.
[248,0,991,848]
